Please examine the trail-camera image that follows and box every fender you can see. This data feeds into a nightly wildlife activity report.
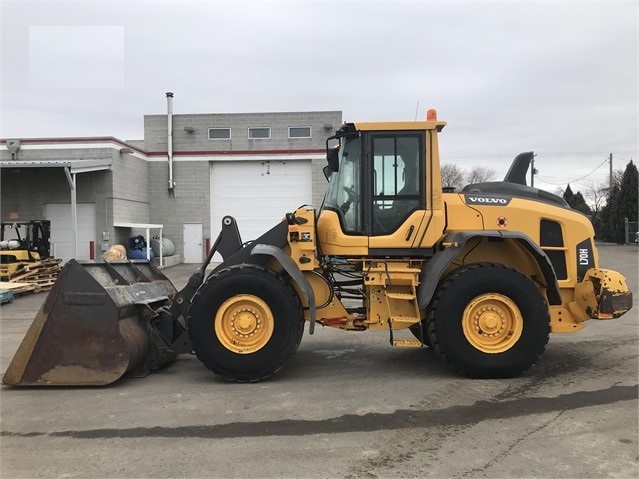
[251,244,317,334]
[417,231,562,310]
[210,220,289,274]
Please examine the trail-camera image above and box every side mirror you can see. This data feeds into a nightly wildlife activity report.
[322,165,333,181]
[327,146,339,172]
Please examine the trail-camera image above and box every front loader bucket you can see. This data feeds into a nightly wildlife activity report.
[3,259,180,386]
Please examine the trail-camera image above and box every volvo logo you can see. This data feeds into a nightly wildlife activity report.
[464,195,511,206]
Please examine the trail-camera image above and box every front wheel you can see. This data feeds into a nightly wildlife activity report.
[410,323,432,348]
[187,264,304,382]
[427,263,550,378]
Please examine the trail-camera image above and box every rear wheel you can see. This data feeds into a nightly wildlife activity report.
[188,264,304,382]
[427,263,550,378]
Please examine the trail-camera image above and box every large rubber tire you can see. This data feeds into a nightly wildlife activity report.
[187,264,304,382]
[426,263,550,378]
[409,323,432,348]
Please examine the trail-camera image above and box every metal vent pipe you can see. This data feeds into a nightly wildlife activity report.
[166,92,175,191]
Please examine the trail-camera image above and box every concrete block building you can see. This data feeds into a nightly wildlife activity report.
[0,102,342,265]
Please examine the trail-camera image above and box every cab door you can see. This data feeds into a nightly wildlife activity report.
[367,132,429,253]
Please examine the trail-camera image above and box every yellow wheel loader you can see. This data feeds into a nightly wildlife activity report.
[3,110,633,386]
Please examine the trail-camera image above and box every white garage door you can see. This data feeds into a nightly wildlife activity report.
[211,160,312,256]
[45,203,96,261]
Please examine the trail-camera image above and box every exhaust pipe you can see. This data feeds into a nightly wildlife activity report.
[166,92,175,191]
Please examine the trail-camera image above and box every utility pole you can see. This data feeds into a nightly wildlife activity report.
[530,153,538,187]
[530,156,535,187]
[609,153,613,189]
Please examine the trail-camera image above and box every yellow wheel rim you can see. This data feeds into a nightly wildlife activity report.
[214,294,274,354]
[462,293,523,354]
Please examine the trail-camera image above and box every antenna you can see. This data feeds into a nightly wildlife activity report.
[414,101,419,120]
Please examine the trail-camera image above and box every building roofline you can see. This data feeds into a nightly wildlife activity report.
[0,137,326,160]
[0,137,148,154]
[147,148,325,157]
[144,110,343,118]
[0,136,146,153]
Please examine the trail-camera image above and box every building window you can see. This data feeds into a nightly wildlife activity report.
[248,127,271,139]
[209,128,231,140]
[288,126,311,138]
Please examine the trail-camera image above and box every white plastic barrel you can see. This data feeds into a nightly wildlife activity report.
[150,237,175,257]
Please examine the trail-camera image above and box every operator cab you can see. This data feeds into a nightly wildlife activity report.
[321,124,425,236]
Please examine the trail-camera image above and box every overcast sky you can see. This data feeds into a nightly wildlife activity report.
[1,0,637,193]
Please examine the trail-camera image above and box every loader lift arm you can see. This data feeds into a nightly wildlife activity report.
[167,215,244,354]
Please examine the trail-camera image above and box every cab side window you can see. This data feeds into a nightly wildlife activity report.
[371,134,423,235]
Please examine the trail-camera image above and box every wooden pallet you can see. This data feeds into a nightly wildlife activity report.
[0,282,36,294]
[3,258,62,294]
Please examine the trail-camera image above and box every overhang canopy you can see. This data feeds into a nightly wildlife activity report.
[114,222,165,266]
[0,158,113,260]
[113,222,163,229]
[0,158,113,174]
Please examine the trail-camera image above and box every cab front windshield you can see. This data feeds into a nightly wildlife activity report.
[322,136,362,233]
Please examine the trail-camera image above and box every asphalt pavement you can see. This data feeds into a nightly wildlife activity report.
[0,244,637,478]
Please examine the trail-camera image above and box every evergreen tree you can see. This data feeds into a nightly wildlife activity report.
[571,191,592,215]
[562,184,591,215]
[563,184,575,205]
[603,161,638,243]
[600,184,620,241]
[615,161,638,242]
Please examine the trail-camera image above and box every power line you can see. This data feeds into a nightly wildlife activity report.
[443,151,638,161]
[534,176,568,187]
[443,152,630,187]
[534,156,610,186]
[612,154,635,162]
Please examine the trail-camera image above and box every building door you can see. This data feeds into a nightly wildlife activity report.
[210,160,312,260]
[183,223,203,264]
[45,203,96,262]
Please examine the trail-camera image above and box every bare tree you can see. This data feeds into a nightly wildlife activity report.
[441,163,465,191]
[612,168,624,190]
[582,181,607,216]
[465,166,497,185]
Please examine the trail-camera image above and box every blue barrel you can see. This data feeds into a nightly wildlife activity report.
[127,247,154,260]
